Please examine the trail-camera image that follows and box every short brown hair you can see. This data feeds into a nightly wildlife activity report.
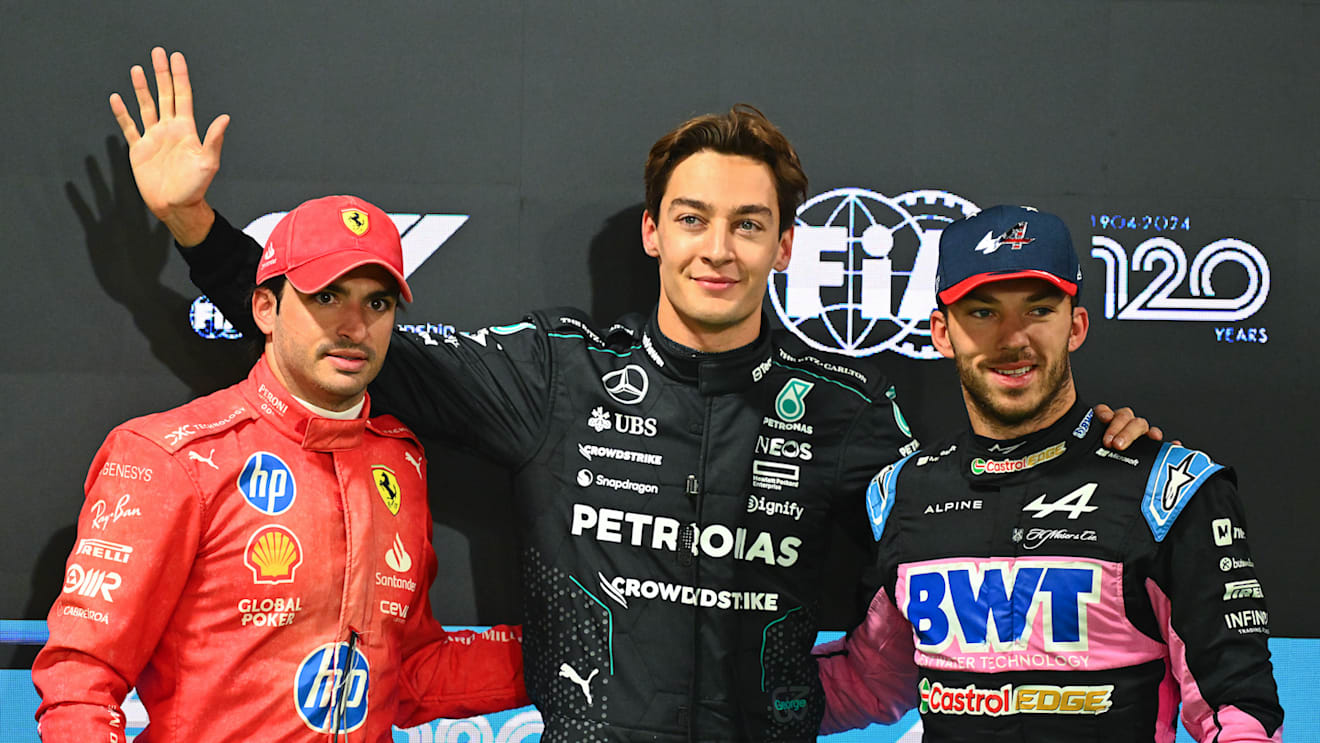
[644,104,807,236]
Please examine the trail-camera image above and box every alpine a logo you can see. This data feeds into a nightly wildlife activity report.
[602,365,649,405]
[194,212,468,339]
[770,188,980,359]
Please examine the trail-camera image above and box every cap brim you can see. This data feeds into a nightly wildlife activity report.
[938,270,1077,305]
[284,252,413,303]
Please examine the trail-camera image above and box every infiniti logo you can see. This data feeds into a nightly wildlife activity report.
[603,365,649,405]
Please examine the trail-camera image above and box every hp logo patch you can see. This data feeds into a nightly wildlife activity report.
[238,452,296,515]
[295,642,370,733]
[602,365,649,405]
[770,188,980,359]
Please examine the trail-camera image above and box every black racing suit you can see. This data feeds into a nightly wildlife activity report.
[814,400,1283,741]
[181,213,919,742]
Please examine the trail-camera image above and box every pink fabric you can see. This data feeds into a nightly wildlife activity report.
[895,556,1167,673]
[814,588,919,734]
[1146,581,1281,743]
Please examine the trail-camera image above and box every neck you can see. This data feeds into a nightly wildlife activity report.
[654,303,761,353]
[964,377,1078,440]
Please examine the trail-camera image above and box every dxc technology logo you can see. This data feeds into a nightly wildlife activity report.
[770,188,979,359]
[191,212,468,339]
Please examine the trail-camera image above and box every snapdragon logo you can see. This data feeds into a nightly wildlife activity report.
[770,188,980,359]
[191,212,468,339]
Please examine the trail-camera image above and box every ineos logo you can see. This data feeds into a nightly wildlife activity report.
[602,365,649,405]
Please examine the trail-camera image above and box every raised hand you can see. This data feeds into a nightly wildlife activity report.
[109,46,229,246]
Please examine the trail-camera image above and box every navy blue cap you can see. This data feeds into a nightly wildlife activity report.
[936,205,1082,305]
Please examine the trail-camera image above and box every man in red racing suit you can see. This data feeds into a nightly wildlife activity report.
[813,205,1282,741]
[33,195,527,741]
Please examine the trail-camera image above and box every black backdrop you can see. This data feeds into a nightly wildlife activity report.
[4,1,1318,669]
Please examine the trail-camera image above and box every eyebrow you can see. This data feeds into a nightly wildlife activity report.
[667,198,773,218]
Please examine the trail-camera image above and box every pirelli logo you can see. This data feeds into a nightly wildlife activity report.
[75,538,133,564]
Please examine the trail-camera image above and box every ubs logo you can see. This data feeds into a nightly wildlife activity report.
[770,188,980,359]
[602,365,649,405]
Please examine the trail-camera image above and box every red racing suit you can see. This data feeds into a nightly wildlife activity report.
[33,357,528,742]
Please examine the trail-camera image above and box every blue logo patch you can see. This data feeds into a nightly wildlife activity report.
[865,455,912,541]
[295,642,370,733]
[238,452,296,515]
[1142,444,1223,542]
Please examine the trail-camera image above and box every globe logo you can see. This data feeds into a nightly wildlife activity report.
[769,188,980,359]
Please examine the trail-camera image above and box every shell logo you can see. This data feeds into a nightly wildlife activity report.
[244,525,303,585]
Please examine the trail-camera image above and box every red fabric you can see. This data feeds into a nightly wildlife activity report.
[34,358,526,741]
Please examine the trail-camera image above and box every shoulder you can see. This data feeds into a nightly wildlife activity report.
[768,329,892,402]
[537,308,647,355]
[114,383,256,456]
[1127,441,1233,542]
[367,415,422,451]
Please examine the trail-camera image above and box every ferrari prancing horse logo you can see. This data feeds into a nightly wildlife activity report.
[374,466,401,515]
[342,208,370,236]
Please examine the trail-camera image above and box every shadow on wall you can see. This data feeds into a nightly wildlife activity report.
[4,526,76,668]
[588,203,657,325]
[67,137,255,397]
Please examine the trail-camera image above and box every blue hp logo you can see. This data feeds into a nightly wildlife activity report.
[770,188,980,359]
[238,452,296,515]
[295,642,370,733]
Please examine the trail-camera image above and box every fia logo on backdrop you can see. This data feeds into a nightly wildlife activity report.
[190,212,467,339]
[770,192,1273,358]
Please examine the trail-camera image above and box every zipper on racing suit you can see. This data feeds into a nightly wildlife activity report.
[330,629,360,741]
[683,398,715,740]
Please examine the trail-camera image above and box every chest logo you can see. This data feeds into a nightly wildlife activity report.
[775,379,815,423]
[374,466,402,515]
[1022,483,1099,520]
[602,365,649,405]
[245,525,303,585]
[238,452,297,515]
[385,533,412,573]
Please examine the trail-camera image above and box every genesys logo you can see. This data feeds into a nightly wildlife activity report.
[295,642,370,734]
[918,678,1113,716]
[192,212,468,339]
[770,188,980,359]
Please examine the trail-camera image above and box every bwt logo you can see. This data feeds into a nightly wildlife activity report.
[1090,236,1270,321]
[770,188,980,359]
[903,560,1101,653]
[192,212,468,339]
[295,642,370,734]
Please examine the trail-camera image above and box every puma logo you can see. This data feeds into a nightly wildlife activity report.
[188,449,218,470]
[558,663,599,706]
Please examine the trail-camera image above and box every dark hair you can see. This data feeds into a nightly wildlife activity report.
[255,276,288,312]
[644,104,807,236]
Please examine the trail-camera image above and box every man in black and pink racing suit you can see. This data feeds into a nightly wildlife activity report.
[814,205,1283,742]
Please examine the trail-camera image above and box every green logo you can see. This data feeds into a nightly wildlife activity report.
[775,379,815,422]
[885,386,912,438]
[918,678,932,713]
[970,458,987,475]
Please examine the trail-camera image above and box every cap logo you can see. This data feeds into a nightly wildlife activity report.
[341,208,370,236]
[974,222,1035,255]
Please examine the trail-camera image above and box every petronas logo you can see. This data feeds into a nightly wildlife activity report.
[775,379,815,423]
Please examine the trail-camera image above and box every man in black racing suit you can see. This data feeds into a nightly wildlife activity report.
[814,205,1283,741]
[109,48,1160,742]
